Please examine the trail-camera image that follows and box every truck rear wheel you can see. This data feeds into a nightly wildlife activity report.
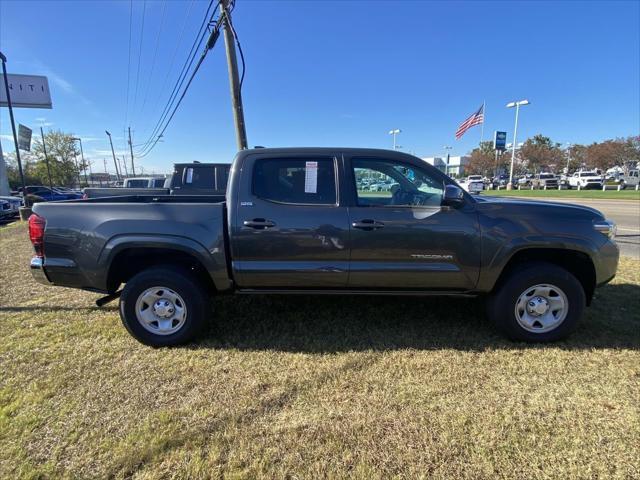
[119,266,209,347]
[487,262,585,342]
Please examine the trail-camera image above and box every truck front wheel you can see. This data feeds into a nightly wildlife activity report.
[487,262,585,342]
[119,266,209,347]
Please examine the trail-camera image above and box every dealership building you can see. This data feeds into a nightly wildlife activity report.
[422,156,471,177]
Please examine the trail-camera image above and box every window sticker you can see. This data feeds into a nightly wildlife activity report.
[304,161,318,193]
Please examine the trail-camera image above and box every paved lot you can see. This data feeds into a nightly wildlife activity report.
[514,197,640,259]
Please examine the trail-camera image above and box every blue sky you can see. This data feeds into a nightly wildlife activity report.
[1,0,639,174]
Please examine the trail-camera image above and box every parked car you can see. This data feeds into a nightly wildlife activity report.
[492,174,510,188]
[23,186,82,201]
[29,148,619,347]
[568,171,603,189]
[532,173,559,189]
[517,174,534,187]
[0,195,22,218]
[621,169,639,188]
[458,175,484,194]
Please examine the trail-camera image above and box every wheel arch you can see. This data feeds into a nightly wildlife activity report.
[101,235,231,293]
[491,248,596,305]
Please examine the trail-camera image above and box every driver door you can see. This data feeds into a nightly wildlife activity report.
[346,155,481,290]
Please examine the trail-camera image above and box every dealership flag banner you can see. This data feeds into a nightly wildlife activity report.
[455,104,485,140]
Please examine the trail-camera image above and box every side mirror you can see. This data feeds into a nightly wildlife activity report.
[442,184,465,207]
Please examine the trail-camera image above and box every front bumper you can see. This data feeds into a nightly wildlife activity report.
[30,257,52,286]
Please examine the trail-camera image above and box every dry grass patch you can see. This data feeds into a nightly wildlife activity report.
[1,223,639,479]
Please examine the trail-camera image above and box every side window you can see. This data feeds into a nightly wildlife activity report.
[253,158,336,205]
[352,158,443,207]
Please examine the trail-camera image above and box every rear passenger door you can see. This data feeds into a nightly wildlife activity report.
[231,154,350,288]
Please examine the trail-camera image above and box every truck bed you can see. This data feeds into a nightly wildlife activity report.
[32,196,230,293]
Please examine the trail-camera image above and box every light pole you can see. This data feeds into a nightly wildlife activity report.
[506,99,530,190]
[388,129,401,150]
[105,130,121,181]
[443,145,453,175]
[565,143,572,174]
[72,137,88,186]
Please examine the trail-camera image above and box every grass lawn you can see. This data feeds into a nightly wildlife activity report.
[480,188,640,200]
[1,222,639,479]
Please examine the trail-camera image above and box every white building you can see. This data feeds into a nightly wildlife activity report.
[422,156,470,178]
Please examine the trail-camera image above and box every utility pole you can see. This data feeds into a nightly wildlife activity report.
[105,130,121,181]
[121,156,129,177]
[128,127,136,176]
[1,51,26,194]
[73,137,88,186]
[72,150,82,187]
[87,160,93,186]
[77,137,88,185]
[40,127,53,189]
[221,0,248,150]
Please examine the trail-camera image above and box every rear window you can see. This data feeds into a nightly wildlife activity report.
[184,167,215,189]
[126,179,149,188]
[253,158,336,205]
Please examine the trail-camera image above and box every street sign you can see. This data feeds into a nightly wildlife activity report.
[494,131,507,151]
[18,124,32,151]
[0,74,52,109]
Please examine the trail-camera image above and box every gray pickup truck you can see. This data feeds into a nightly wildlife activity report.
[28,148,619,346]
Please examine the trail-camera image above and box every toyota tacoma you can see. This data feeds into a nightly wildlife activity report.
[28,148,619,346]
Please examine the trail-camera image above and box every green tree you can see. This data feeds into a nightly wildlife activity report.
[31,130,83,186]
[518,134,564,173]
[466,141,506,176]
[585,139,629,171]
[565,144,587,172]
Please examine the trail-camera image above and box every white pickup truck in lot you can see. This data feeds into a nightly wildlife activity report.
[568,171,603,189]
[458,175,484,194]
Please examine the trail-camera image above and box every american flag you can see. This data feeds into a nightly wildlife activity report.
[455,104,484,139]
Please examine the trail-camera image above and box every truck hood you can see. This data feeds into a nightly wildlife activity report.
[474,195,604,219]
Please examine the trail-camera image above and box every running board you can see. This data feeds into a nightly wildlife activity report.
[235,289,477,297]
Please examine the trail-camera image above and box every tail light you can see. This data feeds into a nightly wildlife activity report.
[28,213,46,258]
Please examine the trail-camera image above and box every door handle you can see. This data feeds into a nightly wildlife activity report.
[352,219,384,231]
[243,218,276,229]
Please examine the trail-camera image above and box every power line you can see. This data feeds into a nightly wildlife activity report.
[124,0,133,129]
[135,0,218,155]
[131,0,147,118]
[136,7,223,158]
[140,0,168,115]
[143,0,196,136]
[136,0,216,153]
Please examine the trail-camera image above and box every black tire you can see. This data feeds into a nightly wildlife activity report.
[119,266,210,347]
[487,262,585,342]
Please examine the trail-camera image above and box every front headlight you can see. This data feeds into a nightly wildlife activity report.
[594,220,617,239]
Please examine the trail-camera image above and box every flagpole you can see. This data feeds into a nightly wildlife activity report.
[479,100,486,146]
